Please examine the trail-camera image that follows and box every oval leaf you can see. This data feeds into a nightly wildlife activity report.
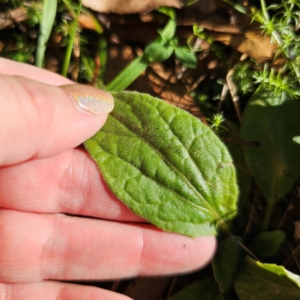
[84,92,238,237]
[241,89,300,228]
[144,41,174,62]
[168,277,222,300]
[249,230,286,258]
[212,236,242,292]
[234,256,300,300]
[157,18,176,41]
[175,47,197,68]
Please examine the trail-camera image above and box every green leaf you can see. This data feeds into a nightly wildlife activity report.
[157,7,176,19]
[241,89,300,229]
[106,55,149,92]
[212,236,242,292]
[222,0,248,14]
[36,0,57,67]
[168,277,222,300]
[249,230,286,258]
[144,40,174,63]
[157,18,177,41]
[219,121,252,212]
[234,256,300,300]
[84,92,238,237]
[168,37,178,48]
[175,47,197,68]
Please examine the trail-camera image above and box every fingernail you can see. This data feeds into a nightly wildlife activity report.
[61,84,114,114]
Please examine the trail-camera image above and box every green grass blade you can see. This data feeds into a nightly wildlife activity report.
[105,55,149,92]
[35,0,57,68]
[61,0,82,77]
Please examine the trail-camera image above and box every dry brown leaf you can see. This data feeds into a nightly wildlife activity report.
[82,0,185,14]
[196,13,253,34]
[0,7,27,30]
[78,13,98,31]
[209,30,277,62]
[192,13,277,62]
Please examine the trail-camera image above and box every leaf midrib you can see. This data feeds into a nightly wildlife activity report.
[108,112,221,220]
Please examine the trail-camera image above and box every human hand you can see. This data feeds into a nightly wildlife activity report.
[0,58,216,299]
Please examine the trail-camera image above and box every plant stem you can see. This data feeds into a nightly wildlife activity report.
[261,196,275,231]
[61,0,82,77]
[231,234,259,260]
[259,0,282,45]
[218,219,231,235]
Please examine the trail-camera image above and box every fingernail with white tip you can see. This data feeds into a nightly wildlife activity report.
[61,84,114,114]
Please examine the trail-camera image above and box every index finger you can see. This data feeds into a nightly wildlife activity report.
[0,57,72,85]
[0,74,113,166]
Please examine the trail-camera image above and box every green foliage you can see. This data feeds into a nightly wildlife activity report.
[144,17,177,63]
[234,256,300,300]
[219,122,252,211]
[241,88,300,230]
[164,0,300,298]
[26,4,42,27]
[232,62,254,95]
[207,113,225,133]
[212,236,242,292]
[253,66,300,97]
[3,0,300,298]
[79,55,94,82]
[106,56,149,92]
[249,230,286,258]
[174,47,197,68]
[35,0,57,68]
[168,277,222,300]
[144,40,175,63]
[84,92,238,237]
[106,14,178,91]
[157,17,176,40]
[107,9,199,91]
[61,0,82,76]
[253,0,300,79]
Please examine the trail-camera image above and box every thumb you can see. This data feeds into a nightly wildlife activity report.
[0,75,114,166]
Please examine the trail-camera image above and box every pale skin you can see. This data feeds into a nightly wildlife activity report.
[0,58,216,300]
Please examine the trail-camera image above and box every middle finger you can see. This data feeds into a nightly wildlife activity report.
[0,148,142,221]
[0,209,216,283]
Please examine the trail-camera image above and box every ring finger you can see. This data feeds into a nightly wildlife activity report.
[0,209,216,283]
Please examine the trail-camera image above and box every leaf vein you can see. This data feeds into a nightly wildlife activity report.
[109,113,220,218]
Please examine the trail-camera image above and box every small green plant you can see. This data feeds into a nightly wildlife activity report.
[61,0,82,76]
[106,8,197,91]
[253,0,300,81]
[208,113,226,133]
